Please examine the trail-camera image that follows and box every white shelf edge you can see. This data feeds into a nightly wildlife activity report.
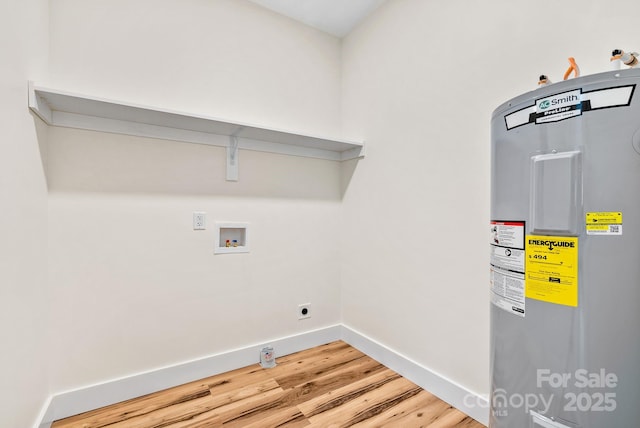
[27,82,365,162]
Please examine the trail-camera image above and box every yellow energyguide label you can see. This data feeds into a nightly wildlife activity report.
[525,235,578,307]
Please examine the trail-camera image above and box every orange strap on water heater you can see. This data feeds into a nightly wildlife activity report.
[563,57,580,80]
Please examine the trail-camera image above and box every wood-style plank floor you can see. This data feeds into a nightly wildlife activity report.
[52,341,485,428]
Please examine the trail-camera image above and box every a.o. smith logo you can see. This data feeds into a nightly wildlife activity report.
[538,99,551,110]
[538,93,580,110]
[534,89,582,124]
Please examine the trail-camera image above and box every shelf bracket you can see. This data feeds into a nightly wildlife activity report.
[226,135,239,181]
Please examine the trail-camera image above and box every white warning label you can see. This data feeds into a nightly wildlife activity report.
[490,221,525,249]
[491,267,525,317]
[490,220,525,317]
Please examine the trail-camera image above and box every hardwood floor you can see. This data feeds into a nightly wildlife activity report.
[52,341,485,428]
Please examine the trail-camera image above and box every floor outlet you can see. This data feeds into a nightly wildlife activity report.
[298,303,311,320]
[193,212,206,230]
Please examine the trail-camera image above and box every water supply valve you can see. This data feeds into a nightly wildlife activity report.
[538,74,552,87]
[611,49,639,68]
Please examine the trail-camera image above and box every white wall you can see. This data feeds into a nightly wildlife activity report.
[46,0,344,393]
[48,0,342,137]
[0,0,50,427]
[340,0,640,399]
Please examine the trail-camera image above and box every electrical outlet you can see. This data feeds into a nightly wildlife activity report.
[193,212,206,230]
[298,303,311,320]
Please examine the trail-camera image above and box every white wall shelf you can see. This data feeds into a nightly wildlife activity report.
[28,82,364,179]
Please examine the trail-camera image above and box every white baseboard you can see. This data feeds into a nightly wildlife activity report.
[340,324,489,426]
[36,325,342,428]
[36,324,488,427]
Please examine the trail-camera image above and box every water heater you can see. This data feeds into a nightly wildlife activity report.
[490,69,640,427]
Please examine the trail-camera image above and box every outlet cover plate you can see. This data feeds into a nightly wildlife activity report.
[193,212,206,230]
[298,303,311,320]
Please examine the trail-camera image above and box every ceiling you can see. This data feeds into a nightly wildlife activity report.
[248,0,386,38]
